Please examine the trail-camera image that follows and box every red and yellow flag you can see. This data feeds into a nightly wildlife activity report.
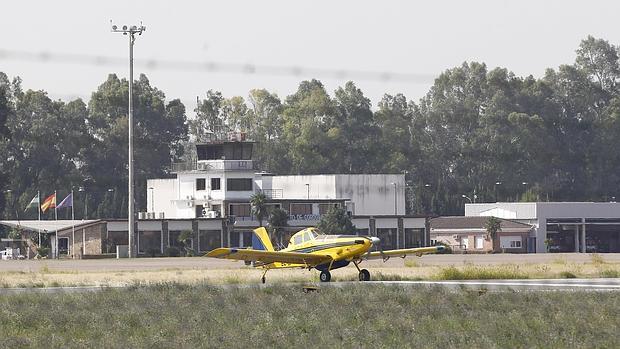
[41,193,56,213]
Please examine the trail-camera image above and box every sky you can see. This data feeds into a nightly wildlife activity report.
[2,0,620,114]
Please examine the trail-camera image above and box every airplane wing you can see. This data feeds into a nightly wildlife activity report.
[206,248,333,267]
[365,246,445,260]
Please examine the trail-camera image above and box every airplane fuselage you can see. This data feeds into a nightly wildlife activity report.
[274,235,374,271]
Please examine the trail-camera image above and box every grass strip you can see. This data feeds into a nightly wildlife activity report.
[0,283,619,348]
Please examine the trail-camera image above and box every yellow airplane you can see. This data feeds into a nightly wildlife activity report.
[206,227,445,283]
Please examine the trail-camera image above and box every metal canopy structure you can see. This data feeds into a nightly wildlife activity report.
[0,220,100,233]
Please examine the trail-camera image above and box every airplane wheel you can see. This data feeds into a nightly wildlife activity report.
[261,276,266,284]
[359,269,370,281]
[319,270,331,282]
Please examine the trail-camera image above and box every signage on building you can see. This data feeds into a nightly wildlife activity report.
[289,214,322,221]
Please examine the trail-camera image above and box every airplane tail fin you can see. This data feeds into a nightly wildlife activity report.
[252,227,275,251]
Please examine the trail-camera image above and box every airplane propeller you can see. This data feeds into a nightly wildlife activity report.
[364,236,383,260]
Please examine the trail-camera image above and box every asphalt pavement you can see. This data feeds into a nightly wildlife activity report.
[1,278,619,294]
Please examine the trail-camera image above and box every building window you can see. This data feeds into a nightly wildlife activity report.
[229,203,251,217]
[290,203,312,215]
[211,178,221,190]
[319,203,340,215]
[265,203,281,212]
[510,240,522,248]
[139,231,162,254]
[377,228,397,250]
[356,228,369,236]
[169,230,192,249]
[106,231,128,253]
[199,230,221,252]
[227,178,252,191]
[196,178,206,191]
[405,228,423,248]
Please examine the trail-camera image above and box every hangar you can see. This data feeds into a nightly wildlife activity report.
[465,202,620,253]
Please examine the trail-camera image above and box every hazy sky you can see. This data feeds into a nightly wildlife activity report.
[2,0,619,112]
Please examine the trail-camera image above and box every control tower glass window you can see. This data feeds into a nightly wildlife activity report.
[227,178,253,191]
[196,178,206,191]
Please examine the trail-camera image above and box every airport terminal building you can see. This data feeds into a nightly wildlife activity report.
[0,138,427,258]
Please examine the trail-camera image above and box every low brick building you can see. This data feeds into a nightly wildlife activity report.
[429,216,533,253]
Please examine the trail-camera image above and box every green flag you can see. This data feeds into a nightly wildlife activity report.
[25,194,39,211]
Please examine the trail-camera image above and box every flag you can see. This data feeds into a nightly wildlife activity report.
[41,193,56,213]
[25,193,39,211]
[57,193,73,209]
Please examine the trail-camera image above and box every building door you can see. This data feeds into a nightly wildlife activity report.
[461,236,469,250]
[58,237,69,256]
[475,236,484,250]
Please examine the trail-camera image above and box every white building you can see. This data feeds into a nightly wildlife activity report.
[141,139,426,253]
[465,202,620,253]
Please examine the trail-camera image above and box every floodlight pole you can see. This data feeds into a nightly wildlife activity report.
[111,22,146,258]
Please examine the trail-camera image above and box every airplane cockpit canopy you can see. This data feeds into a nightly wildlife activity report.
[290,228,320,245]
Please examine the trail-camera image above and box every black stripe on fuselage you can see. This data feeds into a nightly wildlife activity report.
[288,240,360,254]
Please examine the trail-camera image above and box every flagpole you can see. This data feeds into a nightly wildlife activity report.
[54,190,58,259]
[71,190,75,259]
[37,190,41,248]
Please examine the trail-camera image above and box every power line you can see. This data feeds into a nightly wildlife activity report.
[0,49,435,83]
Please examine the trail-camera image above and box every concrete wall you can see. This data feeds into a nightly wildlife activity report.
[58,223,106,258]
[147,178,177,218]
[269,175,336,199]
[465,203,538,219]
[335,174,405,215]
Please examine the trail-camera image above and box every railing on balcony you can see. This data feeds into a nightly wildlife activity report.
[262,189,283,199]
[171,160,253,172]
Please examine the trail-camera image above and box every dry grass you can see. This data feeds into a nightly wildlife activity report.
[0,258,618,287]
[1,284,620,348]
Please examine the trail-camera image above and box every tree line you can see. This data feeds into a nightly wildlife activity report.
[1,35,619,221]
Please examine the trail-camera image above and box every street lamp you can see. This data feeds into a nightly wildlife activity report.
[3,190,12,220]
[461,194,473,203]
[495,181,502,202]
[111,21,146,259]
[78,187,88,220]
[391,182,397,215]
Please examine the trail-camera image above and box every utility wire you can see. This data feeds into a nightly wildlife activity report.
[0,49,435,84]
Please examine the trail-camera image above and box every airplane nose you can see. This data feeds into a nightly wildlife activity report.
[370,236,380,245]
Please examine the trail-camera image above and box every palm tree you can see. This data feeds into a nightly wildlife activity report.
[484,216,502,251]
[250,191,268,227]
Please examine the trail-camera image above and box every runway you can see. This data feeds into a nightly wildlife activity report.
[1,278,619,294]
[327,278,620,291]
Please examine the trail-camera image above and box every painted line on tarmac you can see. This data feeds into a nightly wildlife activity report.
[0,285,126,294]
[375,280,620,289]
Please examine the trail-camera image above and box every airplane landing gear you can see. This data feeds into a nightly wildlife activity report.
[353,260,371,281]
[319,270,331,282]
[358,269,370,281]
[261,270,268,284]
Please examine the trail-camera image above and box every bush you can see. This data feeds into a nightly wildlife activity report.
[600,269,619,278]
[435,265,528,280]
[37,247,49,258]
[164,247,180,257]
[559,271,577,278]
[146,248,160,258]
[434,241,452,254]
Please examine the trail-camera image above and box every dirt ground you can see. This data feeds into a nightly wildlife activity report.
[0,253,618,287]
[2,253,620,272]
